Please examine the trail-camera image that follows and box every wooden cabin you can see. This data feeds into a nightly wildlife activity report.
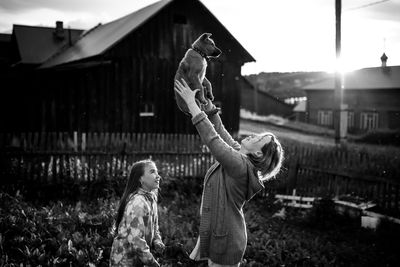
[240,77,294,118]
[303,57,400,133]
[1,0,254,134]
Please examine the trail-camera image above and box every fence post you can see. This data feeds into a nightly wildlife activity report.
[287,158,299,195]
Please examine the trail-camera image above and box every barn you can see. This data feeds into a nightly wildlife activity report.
[1,0,254,135]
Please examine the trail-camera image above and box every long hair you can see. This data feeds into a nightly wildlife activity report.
[114,159,154,233]
[247,133,284,181]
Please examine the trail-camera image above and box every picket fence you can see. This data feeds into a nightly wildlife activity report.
[0,132,213,182]
[1,132,399,214]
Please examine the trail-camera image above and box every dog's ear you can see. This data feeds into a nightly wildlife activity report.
[201,33,212,40]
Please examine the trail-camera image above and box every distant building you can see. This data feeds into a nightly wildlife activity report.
[303,54,400,133]
[240,77,294,118]
[293,100,307,122]
[1,0,254,134]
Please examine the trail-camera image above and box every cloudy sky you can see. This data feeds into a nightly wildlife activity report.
[1,0,399,74]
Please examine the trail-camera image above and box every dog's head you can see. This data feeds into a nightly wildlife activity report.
[192,33,222,58]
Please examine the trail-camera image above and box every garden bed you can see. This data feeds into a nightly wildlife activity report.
[1,178,400,266]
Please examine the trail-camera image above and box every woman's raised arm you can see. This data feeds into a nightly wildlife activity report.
[174,79,246,178]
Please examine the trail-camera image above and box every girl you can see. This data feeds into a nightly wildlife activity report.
[174,79,284,267]
[110,159,165,267]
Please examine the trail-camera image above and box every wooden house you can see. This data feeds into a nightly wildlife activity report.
[293,100,307,122]
[1,0,254,134]
[240,77,294,118]
[303,56,400,133]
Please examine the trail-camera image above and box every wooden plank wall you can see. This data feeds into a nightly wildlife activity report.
[2,0,245,134]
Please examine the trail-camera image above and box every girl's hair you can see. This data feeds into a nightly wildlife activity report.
[247,133,284,181]
[114,159,155,233]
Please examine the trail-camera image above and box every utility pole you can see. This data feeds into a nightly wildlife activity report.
[334,0,347,144]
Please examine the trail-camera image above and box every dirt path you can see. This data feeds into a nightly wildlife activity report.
[239,119,400,155]
[240,119,339,146]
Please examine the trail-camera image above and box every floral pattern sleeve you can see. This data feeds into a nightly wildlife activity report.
[153,204,162,246]
[110,194,158,267]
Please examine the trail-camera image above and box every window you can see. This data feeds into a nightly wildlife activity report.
[139,103,155,117]
[317,110,333,126]
[347,110,354,129]
[360,111,378,130]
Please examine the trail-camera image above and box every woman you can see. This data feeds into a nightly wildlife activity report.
[109,159,165,267]
[174,79,284,267]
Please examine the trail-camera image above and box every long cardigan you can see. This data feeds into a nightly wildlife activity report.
[192,111,264,265]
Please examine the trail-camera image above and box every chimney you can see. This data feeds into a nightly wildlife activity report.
[54,21,65,40]
[380,53,388,67]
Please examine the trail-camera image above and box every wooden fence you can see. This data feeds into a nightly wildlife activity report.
[1,132,399,215]
[0,132,208,153]
[0,132,213,183]
[281,160,400,214]
[0,151,214,183]
[277,139,400,215]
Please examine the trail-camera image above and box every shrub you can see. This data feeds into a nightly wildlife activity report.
[2,176,400,266]
[0,192,116,266]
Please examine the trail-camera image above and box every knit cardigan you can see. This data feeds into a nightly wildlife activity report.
[192,111,264,265]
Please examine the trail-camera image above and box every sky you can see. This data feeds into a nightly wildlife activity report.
[0,0,399,74]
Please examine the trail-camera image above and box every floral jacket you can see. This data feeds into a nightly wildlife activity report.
[109,188,163,267]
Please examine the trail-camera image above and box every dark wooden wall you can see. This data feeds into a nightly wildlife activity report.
[306,89,400,131]
[240,78,294,118]
[2,0,249,134]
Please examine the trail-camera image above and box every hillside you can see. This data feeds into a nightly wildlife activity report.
[245,71,332,101]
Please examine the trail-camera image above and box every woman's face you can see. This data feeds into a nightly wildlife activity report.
[140,162,161,191]
[241,134,272,156]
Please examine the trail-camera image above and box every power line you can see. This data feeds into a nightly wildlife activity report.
[345,0,390,12]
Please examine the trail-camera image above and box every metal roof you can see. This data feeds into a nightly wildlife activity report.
[13,25,83,64]
[303,66,400,90]
[41,0,173,68]
[40,0,255,68]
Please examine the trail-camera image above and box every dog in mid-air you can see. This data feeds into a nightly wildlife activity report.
[174,33,222,115]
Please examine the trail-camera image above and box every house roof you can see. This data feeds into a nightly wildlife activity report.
[41,0,172,68]
[0,33,12,64]
[41,0,255,68]
[0,33,11,43]
[13,25,83,64]
[303,66,400,90]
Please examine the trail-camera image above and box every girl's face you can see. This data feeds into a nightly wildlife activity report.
[140,162,161,191]
[241,134,272,156]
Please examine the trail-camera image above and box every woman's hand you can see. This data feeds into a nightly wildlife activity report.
[174,79,198,106]
[200,99,212,112]
[174,79,202,117]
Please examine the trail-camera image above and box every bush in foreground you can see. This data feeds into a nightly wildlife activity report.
[1,177,400,266]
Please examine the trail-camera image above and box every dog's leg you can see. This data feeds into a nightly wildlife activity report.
[203,77,214,101]
[189,76,207,104]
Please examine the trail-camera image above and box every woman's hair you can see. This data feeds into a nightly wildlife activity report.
[247,132,284,181]
[114,159,155,233]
